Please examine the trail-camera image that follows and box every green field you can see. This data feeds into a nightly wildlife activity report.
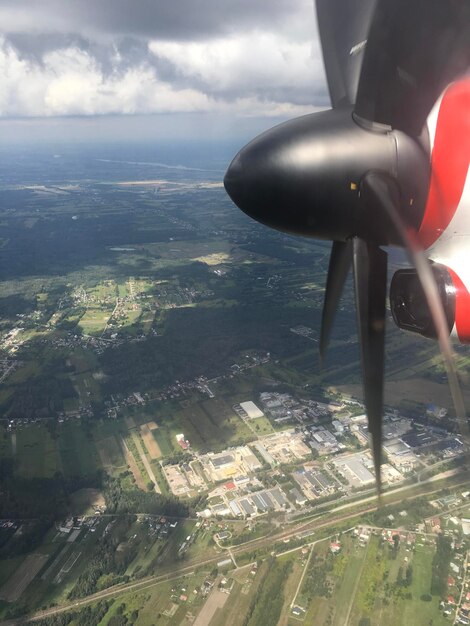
[0,555,26,591]
[14,424,62,479]
[169,397,256,453]
[104,568,209,626]
[375,541,448,626]
[6,360,41,385]
[95,433,125,469]
[292,533,448,626]
[78,308,111,335]
[140,309,155,333]
[4,419,126,482]
[212,554,296,626]
[127,395,257,457]
[67,348,99,373]
[153,426,178,457]
[73,371,102,405]
[90,281,117,301]
[7,412,191,485]
[249,416,275,435]
[58,422,100,478]
[210,561,272,626]
[121,308,142,332]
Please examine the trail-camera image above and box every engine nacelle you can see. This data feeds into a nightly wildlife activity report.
[390,264,456,340]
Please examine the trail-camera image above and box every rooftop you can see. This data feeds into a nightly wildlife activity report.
[240,401,264,419]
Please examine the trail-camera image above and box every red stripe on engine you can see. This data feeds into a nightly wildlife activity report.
[418,79,470,249]
[447,268,470,343]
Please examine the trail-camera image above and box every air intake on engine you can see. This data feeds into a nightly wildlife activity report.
[390,264,455,339]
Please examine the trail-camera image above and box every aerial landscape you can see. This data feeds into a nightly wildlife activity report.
[0,141,469,626]
[1,0,470,625]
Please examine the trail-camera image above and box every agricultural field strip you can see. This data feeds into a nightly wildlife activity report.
[342,539,370,626]
[290,544,314,610]
[192,582,229,626]
[139,423,161,459]
[0,554,49,603]
[130,430,161,493]
[96,434,125,469]
[119,437,146,490]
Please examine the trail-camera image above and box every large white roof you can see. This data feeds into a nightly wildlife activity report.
[240,401,264,419]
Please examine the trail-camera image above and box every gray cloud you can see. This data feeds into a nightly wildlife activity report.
[0,0,329,121]
[0,0,315,42]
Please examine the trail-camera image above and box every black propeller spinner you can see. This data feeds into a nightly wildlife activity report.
[224,0,470,491]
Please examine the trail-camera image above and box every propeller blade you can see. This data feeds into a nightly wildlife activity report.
[320,240,352,361]
[362,170,470,456]
[316,0,376,108]
[354,0,470,135]
[352,237,387,491]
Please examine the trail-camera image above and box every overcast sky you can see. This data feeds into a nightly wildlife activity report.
[0,0,329,143]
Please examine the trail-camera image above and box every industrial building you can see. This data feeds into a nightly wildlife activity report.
[333,453,375,487]
[239,401,264,419]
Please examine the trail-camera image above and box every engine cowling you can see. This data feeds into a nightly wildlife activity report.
[390,264,456,340]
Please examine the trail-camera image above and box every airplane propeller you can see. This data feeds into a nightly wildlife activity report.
[224,0,470,491]
[319,240,351,363]
[351,238,387,490]
[320,234,387,489]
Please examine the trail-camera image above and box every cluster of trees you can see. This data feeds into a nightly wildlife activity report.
[431,535,453,597]
[56,307,86,331]
[230,523,276,547]
[98,289,323,397]
[371,497,435,527]
[106,603,139,626]
[243,558,293,626]
[0,293,35,318]
[304,554,334,599]
[1,195,189,280]
[103,474,190,517]
[240,240,324,265]
[396,565,413,587]
[0,471,102,557]
[160,451,192,466]
[68,518,136,599]
[27,600,112,626]
[5,373,77,420]
[0,472,101,520]
[0,475,67,520]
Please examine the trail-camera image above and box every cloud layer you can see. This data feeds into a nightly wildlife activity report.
[0,0,314,42]
[0,0,328,120]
